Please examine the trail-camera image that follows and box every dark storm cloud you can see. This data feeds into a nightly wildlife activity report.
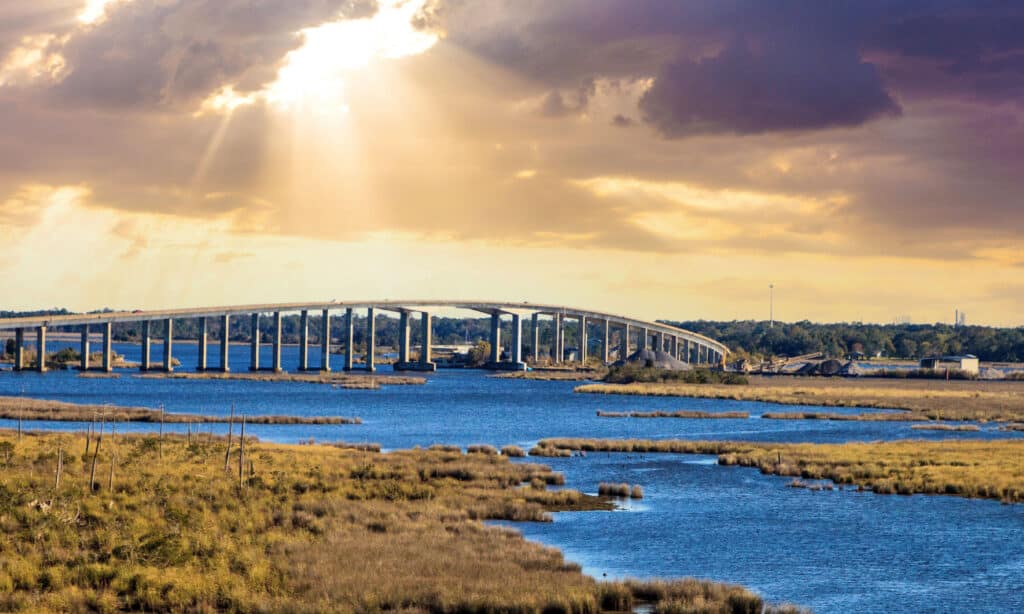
[424,1,1024,137]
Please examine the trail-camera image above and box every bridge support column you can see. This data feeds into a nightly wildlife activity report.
[530,313,539,363]
[420,312,436,370]
[220,315,230,372]
[398,311,411,364]
[510,313,525,369]
[36,326,47,372]
[601,320,610,364]
[250,314,260,371]
[670,336,678,360]
[80,327,90,371]
[271,311,282,373]
[299,310,309,371]
[163,318,174,372]
[322,309,333,372]
[344,308,354,371]
[656,331,665,353]
[197,317,208,371]
[552,314,562,363]
[365,307,376,372]
[638,328,648,351]
[619,324,630,361]
[13,329,24,371]
[102,322,112,372]
[578,316,588,364]
[682,339,690,363]
[140,321,151,371]
[488,313,501,365]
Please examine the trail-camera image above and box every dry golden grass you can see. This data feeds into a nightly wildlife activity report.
[532,438,1024,504]
[576,376,1024,422]
[0,396,360,425]
[494,368,607,382]
[597,410,749,419]
[0,430,794,613]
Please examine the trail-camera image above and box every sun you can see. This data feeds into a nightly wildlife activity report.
[264,0,439,111]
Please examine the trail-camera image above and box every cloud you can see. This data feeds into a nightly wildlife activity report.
[639,41,901,137]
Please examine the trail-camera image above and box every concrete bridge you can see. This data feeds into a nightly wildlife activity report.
[0,300,727,373]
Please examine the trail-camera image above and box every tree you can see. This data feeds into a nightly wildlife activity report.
[467,341,491,367]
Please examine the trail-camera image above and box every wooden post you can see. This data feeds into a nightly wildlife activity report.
[158,407,164,460]
[238,415,246,490]
[223,402,235,472]
[55,447,63,490]
[85,420,92,458]
[108,452,116,491]
[89,419,104,492]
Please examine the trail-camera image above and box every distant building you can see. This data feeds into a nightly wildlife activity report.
[919,355,979,375]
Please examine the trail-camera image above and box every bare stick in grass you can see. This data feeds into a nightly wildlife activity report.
[238,415,246,490]
[54,446,63,490]
[85,418,92,458]
[224,402,235,472]
[108,451,116,491]
[89,418,104,492]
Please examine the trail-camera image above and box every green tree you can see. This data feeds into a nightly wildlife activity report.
[467,341,491,367]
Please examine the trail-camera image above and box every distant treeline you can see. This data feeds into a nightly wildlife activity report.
[667,320,1024,362]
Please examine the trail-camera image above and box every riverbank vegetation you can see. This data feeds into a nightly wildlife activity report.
[577,376,1024,422]
[603,364,748,385]
[597,410,749,419]
[530,438,1024,504]
[0,397,360,425]
[0,429,803,613]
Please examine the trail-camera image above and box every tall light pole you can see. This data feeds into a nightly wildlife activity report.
[769,284,774,328]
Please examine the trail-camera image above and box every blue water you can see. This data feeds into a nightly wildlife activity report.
[2,341,1023,613]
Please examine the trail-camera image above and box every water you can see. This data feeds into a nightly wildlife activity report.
[2,342,1022,612]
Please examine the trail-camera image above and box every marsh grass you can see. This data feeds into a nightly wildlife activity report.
[533,438,1024,504]
[134,371,425,386]
[597,410,749,419]
[910,424,981,431]
[604,365,748,386]
[501,445,526,457]
[0,430,791,613]
[577,377,1024,422]
[0,397,360,425]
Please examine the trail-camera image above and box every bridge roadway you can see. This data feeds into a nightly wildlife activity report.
[0,300,728,373]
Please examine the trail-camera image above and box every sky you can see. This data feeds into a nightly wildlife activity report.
[0,1,1022,326]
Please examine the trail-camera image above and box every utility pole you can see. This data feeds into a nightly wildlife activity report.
[769,284,775,328]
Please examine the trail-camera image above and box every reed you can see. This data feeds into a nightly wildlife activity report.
[0,429,794,612]
[597,410,749,419]
[598,482,631,497]
[467,444,498,455]
[533,438,1024,504]
[577,376,1024,422]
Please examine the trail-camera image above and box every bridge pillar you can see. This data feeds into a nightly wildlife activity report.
[669,336,677,360]
[220,314,230,372]
[619,324,630,361]
[489,313,501,364]
[578,316,588,363]
[398,311,411,364]
[657,332,666,353]
[102,322,112,372]
[365,307,376,372]
[250,313,260,371]
[323,309,333,372]
[163,318,174,372]
[36,326,47,372]
[197,317,208,371]
[530,313,539,362]
[552,314,562,363]
[271,311,282,373]
[682,339,690,363]
[344,308,354,371]
[638,328,648,351]
[420,312,435,370]
[80,326,90,371]
[140,321,151,371]
[13,328,24,371]
[299,310,309,371]
[511,313,524,368]
[601,319,610,364]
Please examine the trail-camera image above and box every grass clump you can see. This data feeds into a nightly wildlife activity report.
[597,410,749,419]
[535,438,1024,504]
[467,444,498,455]
[0,429,792,613]
[501,445,526,457]
[577,376,1024,422]
[604,365,748,386]
[910,424,980,432]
